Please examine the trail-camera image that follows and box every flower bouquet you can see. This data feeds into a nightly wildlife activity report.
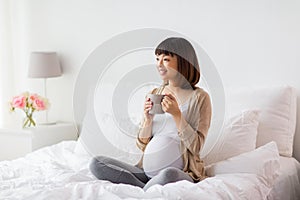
[9,92,49,128]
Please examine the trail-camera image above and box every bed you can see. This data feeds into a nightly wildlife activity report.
[0,85,300,199]
[0,140,298,200]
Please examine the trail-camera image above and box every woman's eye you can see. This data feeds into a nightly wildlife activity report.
[163,58,169,62]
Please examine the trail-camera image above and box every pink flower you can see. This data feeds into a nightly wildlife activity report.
[33,97,47,111]
[29,94,38,101]
[11,95,26,109]
[9,92,49,128]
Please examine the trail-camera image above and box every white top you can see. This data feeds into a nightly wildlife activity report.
[143,102,189,178]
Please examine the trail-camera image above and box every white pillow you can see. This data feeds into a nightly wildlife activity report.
[225,85,297,157]
[75,109,142,165]
[202,109,260,166]
[205,141,280,186]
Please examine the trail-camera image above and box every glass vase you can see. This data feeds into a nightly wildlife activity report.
[23,114,36,128]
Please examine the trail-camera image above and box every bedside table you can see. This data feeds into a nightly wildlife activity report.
[0,122,78,161]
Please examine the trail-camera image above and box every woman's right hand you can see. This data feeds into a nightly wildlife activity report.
[144,97,154,122]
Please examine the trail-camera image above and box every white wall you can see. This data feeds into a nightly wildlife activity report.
[0,0,14,126]
[4,0,300,158]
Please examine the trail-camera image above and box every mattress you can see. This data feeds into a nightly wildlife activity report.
[0,141,299,200]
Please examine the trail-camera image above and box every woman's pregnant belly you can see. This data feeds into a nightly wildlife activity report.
[143,135,184,178]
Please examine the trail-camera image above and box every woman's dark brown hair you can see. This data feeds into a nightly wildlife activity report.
[155,37,200,90]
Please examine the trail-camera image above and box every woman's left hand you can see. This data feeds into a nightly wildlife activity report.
[161,93,181,117]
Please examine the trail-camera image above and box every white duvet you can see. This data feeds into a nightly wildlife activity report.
[0,141,275,200]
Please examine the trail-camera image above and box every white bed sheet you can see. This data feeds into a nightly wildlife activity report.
[267,156,300,200]
[0,141,296,200]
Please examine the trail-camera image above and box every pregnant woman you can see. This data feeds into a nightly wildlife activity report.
[89,37,212,190]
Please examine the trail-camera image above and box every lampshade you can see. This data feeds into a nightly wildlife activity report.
[28,52,62,78]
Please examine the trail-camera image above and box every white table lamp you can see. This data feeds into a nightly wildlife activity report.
[28,52,62,124]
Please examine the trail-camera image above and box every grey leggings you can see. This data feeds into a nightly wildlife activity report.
[89,156,194,190]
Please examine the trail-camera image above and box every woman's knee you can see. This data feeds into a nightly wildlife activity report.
[158,167,180,181]
[89,156,109,177]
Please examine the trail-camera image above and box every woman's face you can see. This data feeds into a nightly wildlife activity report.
[155,54,178,81]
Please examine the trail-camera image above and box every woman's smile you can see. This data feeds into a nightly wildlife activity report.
[158,68,167,76]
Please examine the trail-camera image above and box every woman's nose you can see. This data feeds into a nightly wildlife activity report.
[157,58,163,66]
